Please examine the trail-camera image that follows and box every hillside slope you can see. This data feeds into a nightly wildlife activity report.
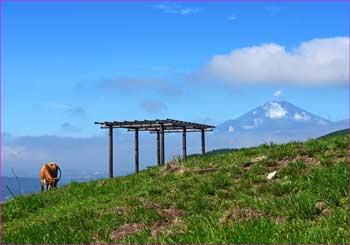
[2,134,349,244]
[318,128,349,139]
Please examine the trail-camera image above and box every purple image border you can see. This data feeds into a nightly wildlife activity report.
[0,0,349,244]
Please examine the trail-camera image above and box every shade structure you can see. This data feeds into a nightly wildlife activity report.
[95,119,215,178]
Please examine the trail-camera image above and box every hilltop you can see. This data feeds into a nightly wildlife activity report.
[2,134,349,244]
[318,128,349,139]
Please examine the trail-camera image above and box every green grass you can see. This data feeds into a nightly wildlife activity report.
[2,134,349,244]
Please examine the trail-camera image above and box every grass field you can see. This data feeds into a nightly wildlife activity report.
[2,134,349,244]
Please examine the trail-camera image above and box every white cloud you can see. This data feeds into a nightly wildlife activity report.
[265,102,287,119]
[201,37,348,85]
[227,14,238,21]
[154,4,200,16]
[273,90,282,97]
[228,126,235,133]
[294,112,310,121]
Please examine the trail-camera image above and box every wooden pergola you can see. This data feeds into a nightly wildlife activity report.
[95,119,215,178]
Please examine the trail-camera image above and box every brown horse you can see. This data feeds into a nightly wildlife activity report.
[40,162,62,191]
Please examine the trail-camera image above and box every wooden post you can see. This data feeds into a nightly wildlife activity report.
[201,128,206,156]
[160,124,165,165]
[135,128,139,173]
[182,127,187,160]
[109,126,113,178]
[156,130,160,166]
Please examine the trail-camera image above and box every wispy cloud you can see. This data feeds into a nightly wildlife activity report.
[139,99,167,113]
[97,77,182,96]
[65,107,86,117]
[61,122,81,133]
[153,3,200,16]
[227,14,238,21]
[44,102,71,110]
[137,65,190,76]
[44,102,87,117]
[2,145,49,162]
[273,90,282,98]
[193,116,217,125]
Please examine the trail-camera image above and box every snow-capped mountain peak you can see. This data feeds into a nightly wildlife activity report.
[216,100,331,134]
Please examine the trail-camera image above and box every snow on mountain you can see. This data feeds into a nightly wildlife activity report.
[216,100,331,134]
[211,100,347,148]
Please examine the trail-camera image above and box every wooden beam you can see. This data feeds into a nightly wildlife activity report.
[149,129,213,134]
[96,119,215,130]
[160,124,165,165]
[109,126,113,178]
[135,128,139,173]
[156,130,160,166]
[182,127,187,160]
[201,128,206,156]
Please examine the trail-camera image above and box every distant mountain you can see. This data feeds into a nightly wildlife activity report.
[188,148,238,158]
[318,128,349,139]
[2,173,107,202]
[213,100,348,147]
[216,100,331,133]
[2,177,39,201]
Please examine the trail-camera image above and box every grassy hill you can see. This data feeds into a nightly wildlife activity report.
[318,128,349,139]
[2,134,349,244]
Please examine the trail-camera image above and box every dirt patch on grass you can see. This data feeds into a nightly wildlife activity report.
[111,206,128,215]
[150,207,186,239]
[272,216,287,224]
[195,167,218,174]
[242,156,267,170]
[220,207,286,224]
[145,203,185,238]
[109,223,144,241]
[275,155,318,166]
[269,155,319,173]
[161,158,188,176]
[109,203,186,241]
[293,155,318,165]
[220,208,264,223]
[220,208,265,223]
[233,175,241,182]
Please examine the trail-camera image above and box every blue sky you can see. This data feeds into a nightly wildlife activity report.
[2,1,349,138]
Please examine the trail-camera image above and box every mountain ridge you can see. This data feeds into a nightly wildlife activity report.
[211,100,348,148]
[216,100,332,133]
